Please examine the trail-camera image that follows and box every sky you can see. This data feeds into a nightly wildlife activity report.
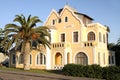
[0,0,120,43]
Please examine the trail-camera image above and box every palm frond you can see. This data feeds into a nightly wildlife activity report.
[5,24,20,30]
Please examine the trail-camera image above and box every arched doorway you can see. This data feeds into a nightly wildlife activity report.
[75,52,88,65]
[55,52,62,66]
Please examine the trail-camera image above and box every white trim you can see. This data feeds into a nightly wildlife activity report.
[46,46,51,70]
[43,9,59,26]
[59,5,84,26]
[43,5,85,27]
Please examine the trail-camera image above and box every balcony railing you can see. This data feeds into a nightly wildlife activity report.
[54,65,63,70]
[51,42,71,48]
[83,41,97,47]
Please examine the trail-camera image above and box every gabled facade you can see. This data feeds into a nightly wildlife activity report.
[9,5,115,70]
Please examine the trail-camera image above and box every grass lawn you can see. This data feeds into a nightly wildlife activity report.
[0,66,63,75]
[0,67,53,74]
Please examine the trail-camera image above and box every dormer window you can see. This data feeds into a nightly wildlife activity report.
[65,17,68,22]
[52,19,55,25]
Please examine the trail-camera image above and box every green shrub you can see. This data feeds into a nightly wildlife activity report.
[62,64,84,77]
[83,64,102,79]
[62,64,120,80]
[102,66,120,80]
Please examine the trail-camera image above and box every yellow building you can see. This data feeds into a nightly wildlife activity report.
[9,5,115,70]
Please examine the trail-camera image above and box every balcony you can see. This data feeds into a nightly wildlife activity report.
[83,41,97,47]
[51,42,71,49]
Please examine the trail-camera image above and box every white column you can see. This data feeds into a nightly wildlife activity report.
[64,49,67,65]
[46,46,51,70]
[93,47,96,64]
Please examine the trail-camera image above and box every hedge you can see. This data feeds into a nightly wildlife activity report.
[62,64,120,80]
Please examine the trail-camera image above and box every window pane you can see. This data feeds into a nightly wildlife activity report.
[73,32,78,42]
[61,33,65,42]
[65,17,68,22]
[99,32,101,42]
[75,52,88,65]
[37,53,46,65]
[88,32,95,41]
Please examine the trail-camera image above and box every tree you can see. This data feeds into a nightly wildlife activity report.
[0,14,50,70]
[108,39,120,66]
[0,28,7,53]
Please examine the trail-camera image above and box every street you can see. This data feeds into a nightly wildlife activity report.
[0,70,102,80]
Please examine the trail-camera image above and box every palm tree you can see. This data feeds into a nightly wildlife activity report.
[1,14,50,70]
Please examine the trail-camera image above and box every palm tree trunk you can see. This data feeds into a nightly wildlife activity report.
[24,41,30,70]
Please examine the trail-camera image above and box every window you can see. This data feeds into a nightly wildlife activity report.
[109,55,111,64]
[88,32,95,41]
[19,54,23,64]
[37,53,46,65]
[58,18,61,23]
[65,17,68,22]
[12,54,16,64]
[30,54,32,64]
[98,53,100,65]
[99,32,102,42]
[103,34,106,43]
[75,52,88,65]
[106,33,108,44]
[103,53,105,65]
[73,31,78,42]
[61,33,65,42]
[52,19,55,25]
[112,56,114,64]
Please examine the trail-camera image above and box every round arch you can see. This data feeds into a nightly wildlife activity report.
[55,52,62,66]
[75,52,88,65]
[87,31,96,41]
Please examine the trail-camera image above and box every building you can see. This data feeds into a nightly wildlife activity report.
[9,5,115,70]
[0,53,9,64]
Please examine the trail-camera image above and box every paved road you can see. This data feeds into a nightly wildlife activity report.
[0,70,103,80]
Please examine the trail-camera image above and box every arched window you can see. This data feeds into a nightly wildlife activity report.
[37,53,46,65]
[103,34,106,43]
[99,32,102,42]
[52,19,55,25]
[19,54,23,64]
[65,16,68,22]
[98,52,100,65]
[75,52,88,65]
[88,32,95,41]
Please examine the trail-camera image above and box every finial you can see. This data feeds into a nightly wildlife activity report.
[66,0,68,5]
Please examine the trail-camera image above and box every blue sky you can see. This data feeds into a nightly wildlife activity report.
[0,0,120,43]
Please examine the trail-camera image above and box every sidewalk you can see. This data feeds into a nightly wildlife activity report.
[0,70,103,80]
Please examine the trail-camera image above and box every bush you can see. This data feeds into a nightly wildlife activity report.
[102,66,120,80]
[62,64,120,80]
[83,64,102,79]
[62,64,84,77]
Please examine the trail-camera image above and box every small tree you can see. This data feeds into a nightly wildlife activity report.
[0,14,50,70]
